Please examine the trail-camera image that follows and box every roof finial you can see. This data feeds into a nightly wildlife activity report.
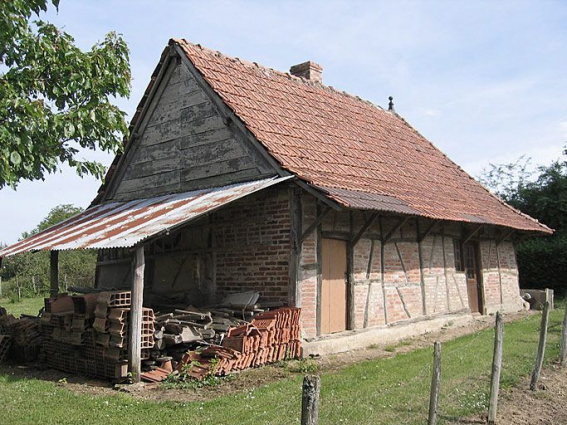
[388,96,395,112]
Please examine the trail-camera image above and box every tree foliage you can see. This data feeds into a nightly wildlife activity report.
[0,0,131,188]
[479,149,567,292]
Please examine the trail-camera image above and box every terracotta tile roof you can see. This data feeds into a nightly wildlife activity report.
[173,39,551,234]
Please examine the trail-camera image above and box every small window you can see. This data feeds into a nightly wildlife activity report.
[453,239,464,272]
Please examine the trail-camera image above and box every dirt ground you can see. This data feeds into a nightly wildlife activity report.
[3,309,567,424]
[449,364,567,425]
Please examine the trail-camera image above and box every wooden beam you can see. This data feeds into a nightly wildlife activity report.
[462,225,482,244]
[294,180,342,211]
[300,206,331,243]
[50,251,59,298]
[289,187,302,308]
[383,217,410,243]
[418,219,440,243]
[496,228,515,246]
[128,246,145,383]
[416,219,428,316]
[350,213,379,247]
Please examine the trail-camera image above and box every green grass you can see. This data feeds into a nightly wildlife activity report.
[0,308,563,425]
[0,296,44,316]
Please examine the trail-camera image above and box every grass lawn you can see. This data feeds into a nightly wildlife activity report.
[0,296,45,316]
[0,302,563,425]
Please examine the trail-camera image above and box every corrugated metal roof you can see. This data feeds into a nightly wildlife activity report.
[0,177,291,258]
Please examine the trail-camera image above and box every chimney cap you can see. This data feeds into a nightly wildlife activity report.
[289,61,323,83]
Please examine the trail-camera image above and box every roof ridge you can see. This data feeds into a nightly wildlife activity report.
[172,38,388,114]
[392,113,553,232]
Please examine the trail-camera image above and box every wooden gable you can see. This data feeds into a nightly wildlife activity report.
[106,59,276,202]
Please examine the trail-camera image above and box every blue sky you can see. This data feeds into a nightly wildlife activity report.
[1,0,566,244]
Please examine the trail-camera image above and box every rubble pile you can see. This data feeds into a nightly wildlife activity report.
[166,307,302,381]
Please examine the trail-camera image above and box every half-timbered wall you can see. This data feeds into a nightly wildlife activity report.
[297,195,522,339]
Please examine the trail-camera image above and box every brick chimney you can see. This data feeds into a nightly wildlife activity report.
[289,61,323,83]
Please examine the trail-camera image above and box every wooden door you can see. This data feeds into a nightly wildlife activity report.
[464,242,482,313]
[321,238,347,334]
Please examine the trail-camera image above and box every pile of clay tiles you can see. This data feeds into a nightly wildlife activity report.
[172,307,301,380]
[41,291,154,380]
[0,306,42,362]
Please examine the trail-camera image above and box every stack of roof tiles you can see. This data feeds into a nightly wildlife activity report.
[174,307,301,380]
[41,292,154,380]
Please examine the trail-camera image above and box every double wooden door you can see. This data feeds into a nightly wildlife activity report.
[320,238,347,334]
[464,242,482,313]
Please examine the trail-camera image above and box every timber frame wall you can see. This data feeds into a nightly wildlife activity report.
[294,191,523,340]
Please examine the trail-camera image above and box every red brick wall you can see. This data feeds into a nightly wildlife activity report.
[298,194,318,338]
[213,186,291,304]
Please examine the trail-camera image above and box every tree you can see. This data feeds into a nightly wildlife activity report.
[0,0,131,189]
[1,204,97,296]
[478,149,567,293]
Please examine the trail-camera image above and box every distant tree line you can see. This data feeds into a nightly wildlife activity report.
[0,204,97,300]
[479,148,567,294]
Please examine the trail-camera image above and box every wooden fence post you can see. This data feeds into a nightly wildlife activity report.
[428,341,442,425]
[301,375,320,425]
[488,311,504,424]
[530,301,550,391]
[560,297,567,368]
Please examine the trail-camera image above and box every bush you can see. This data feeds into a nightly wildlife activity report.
[517,235,567,295]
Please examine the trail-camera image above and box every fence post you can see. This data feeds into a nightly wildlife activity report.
[560,297,567,368]
[488,311,504,424]
[428,341,442,425]
[530,301,550,391]
[301,375,320,425]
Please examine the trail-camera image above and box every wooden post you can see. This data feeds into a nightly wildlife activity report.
[50,251,59,297]
[428,341,442,425]
[301,375,320,425]
[488,311,504,424]
[530,301,550,391]
[0,275,2,298]
[128,246,145,383]
[560,297,567,367]
[32,275,36,294]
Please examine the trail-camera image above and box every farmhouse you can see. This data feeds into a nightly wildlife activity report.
[0,39,551,374]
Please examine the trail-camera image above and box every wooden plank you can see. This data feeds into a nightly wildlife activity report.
[179,169,269,192]
[530,301,550,391]
[115,170,180,197]
[428,341,442,425]
[488,311,504,425]
[128,246,145,383]
[496,228,515,246]
[441,232,451,311]
[180,157,259,182]
[301,375,320,425]
[181,137,249,166]
[50,251,59,298]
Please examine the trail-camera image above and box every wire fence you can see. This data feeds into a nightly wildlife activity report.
[295,293,565,425]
